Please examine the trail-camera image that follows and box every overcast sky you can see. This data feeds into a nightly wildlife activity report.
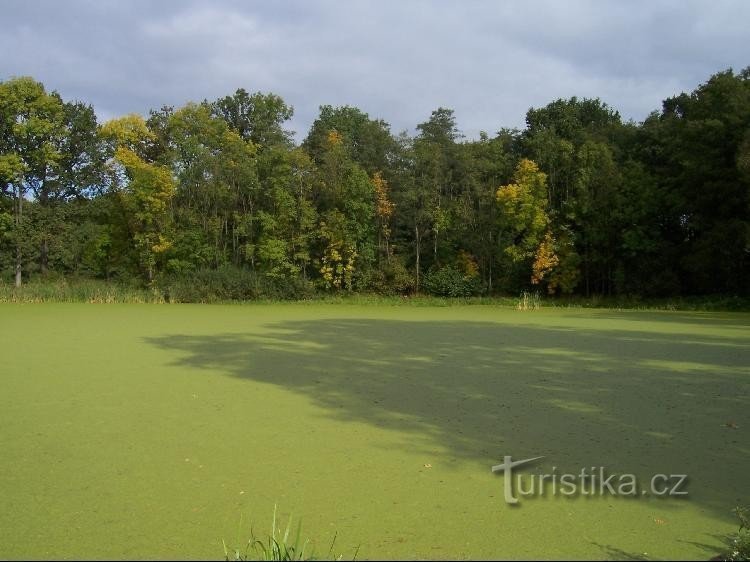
[2,0,748,140]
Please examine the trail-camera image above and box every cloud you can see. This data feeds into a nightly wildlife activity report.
[1,0,748,140]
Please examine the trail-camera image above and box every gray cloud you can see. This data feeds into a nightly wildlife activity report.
[1,0,748,140]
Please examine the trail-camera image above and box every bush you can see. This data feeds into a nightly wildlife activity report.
[257,274,316,301]
[160,267,315,303]
[361,259,415,295]
[422,266,483,297]
[721,506,750,561]
[161,266,259,303]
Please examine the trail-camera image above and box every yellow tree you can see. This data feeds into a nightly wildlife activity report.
[314,129,375,290]
[372,171,394,263]
[497,158,558,287]
[101,115,176,283]
[531,231,559,289]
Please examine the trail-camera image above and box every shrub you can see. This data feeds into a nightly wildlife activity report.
[160,267,316,303]
[362,258,415,295]
[721,506,750,561]
[162,266,259,303]
[422,266,483,297]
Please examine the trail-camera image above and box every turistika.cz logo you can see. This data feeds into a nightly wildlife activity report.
[491,456,689,505]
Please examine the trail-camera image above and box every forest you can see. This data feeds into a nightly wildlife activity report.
[1,67,749,300]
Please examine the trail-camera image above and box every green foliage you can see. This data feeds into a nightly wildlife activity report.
[213,88,294,148]
[161,266,258,302]
[720,506,750,561]
[303,104,395,175]
[364,256,414,295]
[422,265,483,297]
[0,209,13,242]
[222,506,355,562]
[1,68,749,300]
[161,266,314,303]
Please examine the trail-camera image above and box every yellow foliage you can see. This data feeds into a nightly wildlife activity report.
[456,250,479,278]
[151,234,173,254]
[101,114,155,148]
[372,171,394,220]
[113,147,175,214]
[326,130,344,147]
[531,231,559,289]
[496,158,550,263]
[320,242,357,290]
[515,158,547,190]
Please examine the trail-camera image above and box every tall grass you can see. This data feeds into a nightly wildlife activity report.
[516,290,542,311]
[223,506,356,562]
[0,278,164,304]
[1,277,748,311]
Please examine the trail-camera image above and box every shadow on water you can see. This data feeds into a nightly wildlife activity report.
[144,315,750,523]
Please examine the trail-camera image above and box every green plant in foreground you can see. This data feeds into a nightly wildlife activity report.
[720,506,750,561]
[223,505,357,561]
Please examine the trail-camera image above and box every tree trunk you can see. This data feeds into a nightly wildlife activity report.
[488,231,493,293]
[414,223,421,293]
[39,176,49,274]
[40,238,49,275]
[14,184,23,288]
[15,250,22,287]
[585,245,590,297]
[433,227,438,264]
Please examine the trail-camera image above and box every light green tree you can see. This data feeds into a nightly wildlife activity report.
[101,114,175,283]
[0,77,65,286]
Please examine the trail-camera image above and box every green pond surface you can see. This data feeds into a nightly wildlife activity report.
[1,303,748,559]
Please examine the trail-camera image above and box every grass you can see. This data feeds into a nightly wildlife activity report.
[0,303,748,559]
[223,506,356,561]
[0,277,165,303]
[2,276,750,311]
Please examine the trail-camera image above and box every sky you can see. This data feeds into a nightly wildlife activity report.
[2,0,748,141]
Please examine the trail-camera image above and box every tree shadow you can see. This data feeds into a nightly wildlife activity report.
[144,316,750,523]
[566,309,750,329]
[591,541,652,560]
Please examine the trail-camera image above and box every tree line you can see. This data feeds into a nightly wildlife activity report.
[1,67,749,299]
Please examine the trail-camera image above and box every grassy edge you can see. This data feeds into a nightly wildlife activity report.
[1,279,749,311]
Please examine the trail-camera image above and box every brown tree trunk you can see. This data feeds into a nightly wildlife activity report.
[433,227,438,263]
[414,223,421,293]
[40,238,49,275]
[39,175,49,275]
[14,184,22,288]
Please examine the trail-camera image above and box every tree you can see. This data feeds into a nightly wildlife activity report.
[36,100,107,274]
[496,158,552,286]
[212,89,294,149]
[640,68,750,294]
[253,147,316,280]
[408,108,465,285]
[455,131,515,292]
[313,131,375,290]
[372,171,394,263]
[303,105,396,176]
[0,77,65,286]
[101,114,175,283]
[165,103,259,269]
